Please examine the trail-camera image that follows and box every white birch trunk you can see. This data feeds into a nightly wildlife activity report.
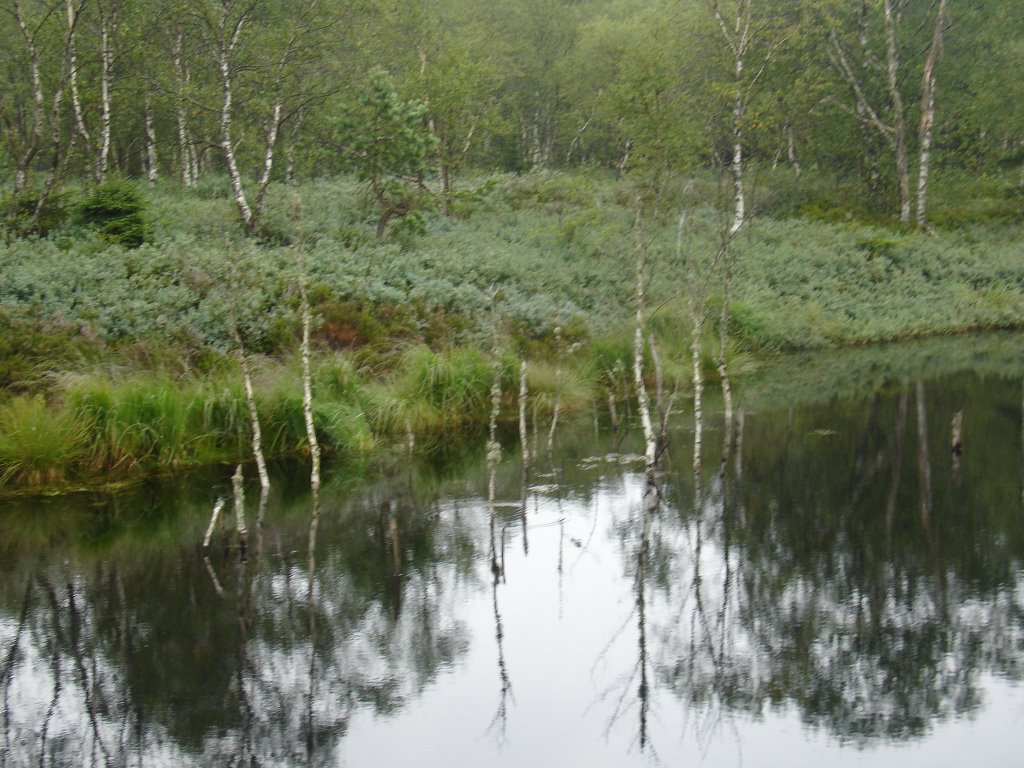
[883,0,911,226]
[547,327,563,457]
[729,63,745,237]
[203,498,226,550]
[632,208,657,473]
[144,88,158,186]
[916,0,948,230]
[66,0,91,151]
[519,360,530,467]
[717,260,734,434]
[691,313,704,477]
[96,6,113,184]
[785,122,802,177]
[236,335,269,493]
[218,12,255,233]
[173,33,194,187]
[12,0,45,194]
[253,98,282,219]
[298,260,320,497]
[232,464,247,543]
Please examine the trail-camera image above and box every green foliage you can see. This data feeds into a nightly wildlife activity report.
[0,395,87,485]
[2,190,72,236]
[0,311,98,393]
[340,69,438,235]
[366,346,494,437]
[76,180,149,248]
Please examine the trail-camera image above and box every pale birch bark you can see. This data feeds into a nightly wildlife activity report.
[252,97,282,220]
[11,0,46,194]
[882,0,911,226]
[916,0,948,230]
[234,326,269,494]
[172,32,194,187]
[218,6,255,233]
[519,360,530,467]
[298,254,320,497]
[285,107,303,182]
[716,251,734,434]
[203,498,227,549]
[29,4,82,232]
[95,1,114,184]
[916,381,932,530]
[144,87,158,185]
[711,0,780,238]
[31,85,67,231]
[784,121,801,176]
[709,1,779,434]
[232,464,247,544]
[827,0,912,224]
[691,314,704,477]
[66,0,91,153]
[632,205,657,474]
[547,327,563,457]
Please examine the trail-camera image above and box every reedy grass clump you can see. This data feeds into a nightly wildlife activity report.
[365,346,495,437]
[0,395,87,485]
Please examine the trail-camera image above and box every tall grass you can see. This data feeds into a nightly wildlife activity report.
[0,395,87,485]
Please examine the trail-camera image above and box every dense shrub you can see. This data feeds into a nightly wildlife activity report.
[2,189,72,236]
[76,180,149,247]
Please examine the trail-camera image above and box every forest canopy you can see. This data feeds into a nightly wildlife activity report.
[1,0,1020,235]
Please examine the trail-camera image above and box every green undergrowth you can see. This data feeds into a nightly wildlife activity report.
[0,345,608,493]
[1,171,1020,358]
[0,170,1021,490]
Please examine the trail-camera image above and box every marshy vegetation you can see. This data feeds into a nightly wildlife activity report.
[0,169,1021,492]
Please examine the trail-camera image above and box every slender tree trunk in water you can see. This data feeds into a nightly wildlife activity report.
[916,0,948,230]
[885,386,908,558]
[951,409,963,484]
[717,253,734,438]
[519,360,530,467]
[235,330,269,494]
[883,0,911,226]
[691,314,704,477]
[298,254,320,498]
[232,464,247,548]
[203,499,226,550]
[632,206,657,474]
[916,381,932,531]
[547,327,563,458]
[487,339,503,580]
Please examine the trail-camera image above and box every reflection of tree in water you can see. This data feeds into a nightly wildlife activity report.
[633,376,1024,744]
[0,475,475,767]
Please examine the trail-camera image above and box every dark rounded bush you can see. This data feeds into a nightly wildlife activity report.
[77,180,149,248]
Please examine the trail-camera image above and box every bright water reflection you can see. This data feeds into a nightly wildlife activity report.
[2,337,1024,767]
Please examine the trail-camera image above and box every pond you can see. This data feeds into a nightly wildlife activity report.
[2,333,1024,767]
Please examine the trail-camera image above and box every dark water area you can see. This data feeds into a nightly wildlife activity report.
[2,335,1024,767]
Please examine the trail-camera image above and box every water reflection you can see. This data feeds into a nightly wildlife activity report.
[2,353,1024,767]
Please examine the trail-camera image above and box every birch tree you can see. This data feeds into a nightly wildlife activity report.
[826,0,951,227]
[915,0,948,229]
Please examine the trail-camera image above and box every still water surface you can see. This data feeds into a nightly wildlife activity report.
[2,335,1024,767]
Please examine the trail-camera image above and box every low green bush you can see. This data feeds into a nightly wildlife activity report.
[76,180,149,247]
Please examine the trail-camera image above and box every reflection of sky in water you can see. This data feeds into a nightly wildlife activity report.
[337,472,1024,768]
[2,364,1024,767]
